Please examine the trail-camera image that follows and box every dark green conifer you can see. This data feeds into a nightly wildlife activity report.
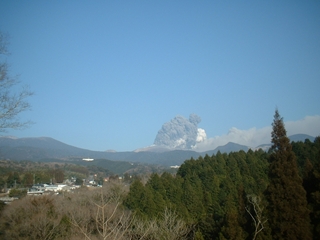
[303,137,320,239]
[219,203,247,240]
[265,109,312,239]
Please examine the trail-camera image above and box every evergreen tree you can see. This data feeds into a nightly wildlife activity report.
[182,173,205,221]
[219,205,247,240]
[23,172,34,188]
[146,173,166,215]
[265,109,312,239]
[303,137,320,239]
[6,172,21,188]
[123,179,145,215]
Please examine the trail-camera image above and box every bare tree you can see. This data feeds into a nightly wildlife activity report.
[93,194,132,239]
[64,183,191,240]
[0,195,69,240]
[128,217,157,240]
[129,208,190,240]
[63,183,133,240]
[154,208,190,240]
[0,182,191,240]
[245,195,267,240]
[0,32,33,131]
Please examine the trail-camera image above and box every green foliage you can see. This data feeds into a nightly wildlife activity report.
[0,160,113,187]
[219,206,247,240]
[300,136,320,238]
[0,120,319,239]
[265,110,312,240]
[8,188,27,198]
[22,172,34,187]
[74,177,83,185]
[125,130,320,239]
[6,172,21,188]
[183,173,206,221]
[125,149,270,238]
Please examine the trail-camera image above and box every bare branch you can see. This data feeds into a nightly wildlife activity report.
[0,32,9,55]
[0,32,33,132]
[246,195,268,240]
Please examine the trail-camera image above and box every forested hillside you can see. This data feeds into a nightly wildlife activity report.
[124,136,320,239]
[0,112,319,239]
[125,149,269,239]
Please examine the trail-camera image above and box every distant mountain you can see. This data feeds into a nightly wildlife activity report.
[0,136,191,165]
[253,134,315,151]
[134,145,173,153]
[0,134,316,167]
[203,142,249,156]
[289,134,315,142]
[0,136,79,150]
[0,136,101,160]
[0,136,226,166]
[253,144,271,151]
[215,142,249,153]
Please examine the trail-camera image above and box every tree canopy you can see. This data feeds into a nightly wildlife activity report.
[265,109,312,240]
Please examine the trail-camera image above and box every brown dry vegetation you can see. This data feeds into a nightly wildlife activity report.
[0,182,191,240]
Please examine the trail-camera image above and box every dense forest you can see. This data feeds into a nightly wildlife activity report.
[0,161,110,189]
[124,137,320,239]
[0,111,319,239]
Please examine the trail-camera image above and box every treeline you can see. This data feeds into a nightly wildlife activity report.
[0,136,319,239]
[125,149,269,239]
[0,161,113,190]
[124,135,320,239]
[0,159,172,191]
[0,111,319,239]
[0,183,193,240]
[0,167,66,190]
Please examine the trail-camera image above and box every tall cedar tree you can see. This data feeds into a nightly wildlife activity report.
[265,110,311,239]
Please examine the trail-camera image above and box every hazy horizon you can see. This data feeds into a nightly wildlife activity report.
[1,1,319,151]
[2,114,319,152]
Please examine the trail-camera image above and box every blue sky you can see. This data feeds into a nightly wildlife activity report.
[0,1,319,151]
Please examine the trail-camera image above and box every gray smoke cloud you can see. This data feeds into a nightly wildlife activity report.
[192,115,320,152]
[154,114,204,149]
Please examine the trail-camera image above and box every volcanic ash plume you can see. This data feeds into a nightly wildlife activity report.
[154,114,206,149]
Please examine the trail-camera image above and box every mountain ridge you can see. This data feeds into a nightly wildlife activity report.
[0,134,315,166]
